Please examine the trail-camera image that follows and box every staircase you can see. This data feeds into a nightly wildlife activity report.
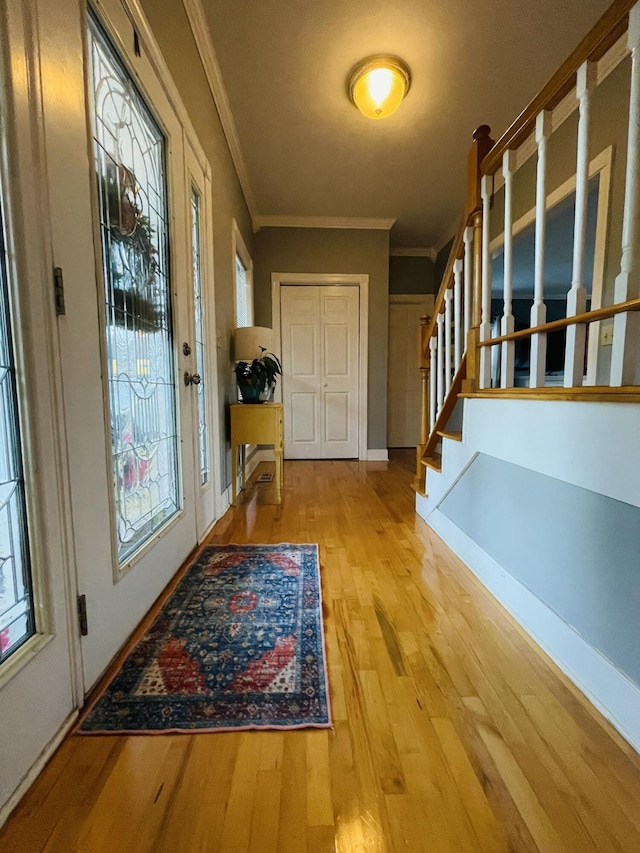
[413,0,640,753]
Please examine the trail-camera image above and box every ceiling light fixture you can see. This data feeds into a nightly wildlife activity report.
[347,55,411,120]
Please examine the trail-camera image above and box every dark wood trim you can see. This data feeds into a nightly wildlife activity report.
[461,386,640,403]
[421,357,467,460]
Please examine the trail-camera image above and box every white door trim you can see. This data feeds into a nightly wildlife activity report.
[271,273,369,460]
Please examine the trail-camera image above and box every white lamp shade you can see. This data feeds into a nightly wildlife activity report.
[233,326,274,361]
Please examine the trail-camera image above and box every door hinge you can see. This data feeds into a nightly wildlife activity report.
[53,266,66,316]
[77,594,88,636]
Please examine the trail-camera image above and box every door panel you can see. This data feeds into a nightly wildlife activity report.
[45,0,199,690]
[387,298,434,447]
[291,325,318,376]
[324,325,350,376]
[282,285,359,459]
[291,394,318,443]
[0,0,78,812]
[325,393,350,442]
[184,141,221,541]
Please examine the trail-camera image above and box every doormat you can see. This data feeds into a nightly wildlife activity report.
[78,544,331,734]
[256,472,274,483]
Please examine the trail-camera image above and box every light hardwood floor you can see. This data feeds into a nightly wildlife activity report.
[3,450,640,852]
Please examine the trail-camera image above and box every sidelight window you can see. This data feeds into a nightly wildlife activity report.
[88,14,180,563]
[191,187,209,486]
[0,178,35,663]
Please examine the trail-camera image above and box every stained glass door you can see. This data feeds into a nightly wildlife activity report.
[89,16,181,564]
[77,3,200,689]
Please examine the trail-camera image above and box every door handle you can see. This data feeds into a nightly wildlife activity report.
[184,372,202,386]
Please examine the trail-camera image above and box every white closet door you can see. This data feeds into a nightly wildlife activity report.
[282,285,359,459]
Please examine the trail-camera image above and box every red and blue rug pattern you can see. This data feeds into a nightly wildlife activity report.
[79,544,331,733]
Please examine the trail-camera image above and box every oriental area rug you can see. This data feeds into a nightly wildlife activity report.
[79,544,331,733]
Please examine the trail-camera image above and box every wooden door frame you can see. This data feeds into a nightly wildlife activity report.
[271,273,369,461]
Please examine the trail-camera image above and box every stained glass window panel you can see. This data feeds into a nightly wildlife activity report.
[191,188,209,486]
[0,179,35,663]
[88,16,179,562]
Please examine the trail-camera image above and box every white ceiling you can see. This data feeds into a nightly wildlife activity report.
[200,0,612,249]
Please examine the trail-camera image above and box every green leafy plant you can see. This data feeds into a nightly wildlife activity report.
[234,347,282,394]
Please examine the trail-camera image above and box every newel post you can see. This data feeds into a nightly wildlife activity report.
[415,314,432,491]
[463,125,494,393]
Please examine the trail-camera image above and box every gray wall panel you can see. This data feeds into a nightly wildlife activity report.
[439,453,640,687]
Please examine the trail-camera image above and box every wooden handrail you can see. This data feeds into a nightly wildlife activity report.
[461,386,640,403]
[477,297,640,347]
[481,0,635,176]
[422,356,467,461]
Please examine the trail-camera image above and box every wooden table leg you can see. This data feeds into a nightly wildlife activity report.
[231,442,237,505]
[274,447,283,498]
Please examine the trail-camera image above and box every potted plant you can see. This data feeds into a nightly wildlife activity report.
[234,347,282,403]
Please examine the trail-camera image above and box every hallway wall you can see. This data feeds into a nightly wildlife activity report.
[141,0,254,489]
[253,226,390,450]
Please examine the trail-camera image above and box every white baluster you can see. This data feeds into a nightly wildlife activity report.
[565,61,597,387]
[436,313,444,414]
[611,2,640,386]
[463,226,473,340]
[480,174,493,389]
[429,335,437,432]
[444,288,453,396]
[453,259,463,370]
[501,150,516,387]
[530,110,552,388]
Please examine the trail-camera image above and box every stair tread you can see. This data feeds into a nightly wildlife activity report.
[437,430,463,442]
[421,451,442,472]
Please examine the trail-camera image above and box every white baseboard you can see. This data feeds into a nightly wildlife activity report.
[0,709,78,830]
[367,449,389,461]
[250,448,274,470]
[427,508,640,754]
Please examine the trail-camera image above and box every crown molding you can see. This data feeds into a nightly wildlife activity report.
[182,0,257,218]
[253,215,396,232]
[390,247,437,260]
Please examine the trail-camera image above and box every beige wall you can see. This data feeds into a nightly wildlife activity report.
[140,0,253,487]
[253,227,390,450]
[389,255,435,295]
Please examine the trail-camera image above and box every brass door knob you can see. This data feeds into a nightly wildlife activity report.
[184,372,202,386]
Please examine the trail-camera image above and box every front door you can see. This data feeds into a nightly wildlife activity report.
[281,285,359,459]
[0,0,78,810]
[42,0,201,690]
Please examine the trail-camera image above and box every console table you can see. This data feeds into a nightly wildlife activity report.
[230,403,284,505]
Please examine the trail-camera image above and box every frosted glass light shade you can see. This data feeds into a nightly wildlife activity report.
[233,326,274,361]
[348,56,411,120]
